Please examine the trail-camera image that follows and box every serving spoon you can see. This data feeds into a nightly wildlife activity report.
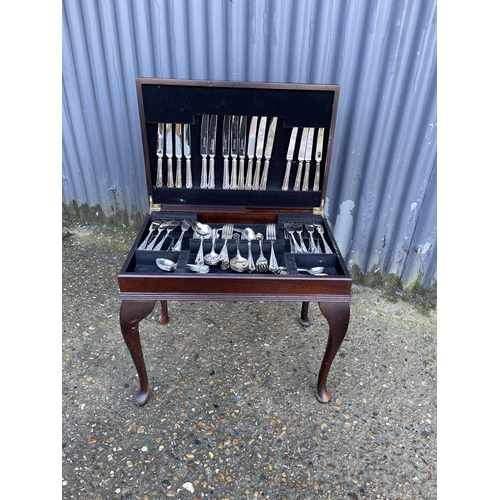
[229,233,250,272]
[193,223,212,265]
[204,228,219,266]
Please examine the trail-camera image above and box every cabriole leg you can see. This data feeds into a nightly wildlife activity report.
[317,301,351,403]
[119,300,156,406]
[300,301,311,327]
[158,300,169,325]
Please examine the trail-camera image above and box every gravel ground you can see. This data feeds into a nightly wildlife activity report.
[62,224,437,499]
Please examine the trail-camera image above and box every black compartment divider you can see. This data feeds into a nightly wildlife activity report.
[132,217,340,275]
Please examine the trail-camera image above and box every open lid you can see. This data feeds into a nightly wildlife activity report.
[136,79,340,212]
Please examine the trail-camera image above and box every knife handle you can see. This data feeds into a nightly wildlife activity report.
[252,159,262,190]
[200,157,208,189]
[238,158,245,189]
[245,158,253,190]
[259,160,270,190]
[223,158,230,189]
[166,158,174,188]
[293,161,303,191]
[175,158,182,188]
[313,161,320,191]
[208,157,215,189]
[156,157,163,188]
[301,162,310,191]
[282,160,292,191]
[230,158,238,189]
[185,158,193,188]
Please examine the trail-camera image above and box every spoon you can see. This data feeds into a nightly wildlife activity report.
[204,228,219,266]
[194,223,212,265]
[156,258,210,274]
[229,233,250,272]
[241,227,256,272]
[156,258,176,271]
[297,267,327,275]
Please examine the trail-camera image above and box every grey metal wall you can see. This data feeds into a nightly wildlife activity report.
[62,0,437,290]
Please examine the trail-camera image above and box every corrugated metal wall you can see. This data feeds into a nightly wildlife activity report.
[62,0,437,291]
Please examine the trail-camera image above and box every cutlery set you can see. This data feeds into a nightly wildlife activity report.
[282,127,324,191]
[155,116,325,192]
[199,114,279,191]
[139,219,333,275]
[155,123,192,189]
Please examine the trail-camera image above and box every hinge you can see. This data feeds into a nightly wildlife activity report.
[149,195,161,212]
[313,199,325,217]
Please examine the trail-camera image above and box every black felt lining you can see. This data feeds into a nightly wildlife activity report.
[142,85,335,127]
[140,82,336,208]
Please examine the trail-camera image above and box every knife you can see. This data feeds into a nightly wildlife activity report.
[165,123,174,188]
[155,123,164,188]
[237,116,247,189]
[222,115,231,189]
[252,116,268,190]
[183,123,192,188]
[230,116,239,189]
[313,128,324,191]
[281,127,298,190]
[245,116,258,190]
[174,123,183,188]
[200,115,209,188]
[301,127,315,191]
[207,115,218,189]
[259,117,277,190]
[293,127,309,191]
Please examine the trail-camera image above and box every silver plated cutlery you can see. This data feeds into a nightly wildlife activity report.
[222,115,231,190]
[230,116,239,189]
[183,123,192,188]
[266,223,280,272]
[237,117,247,190]
[207,115,218,189]
[138,221,160,250]
[255,233,268,272]
[252,116,267,190]
[282,127,298,190]
[294,127,309,191]
[165,123,174,188]
[316,224,333,254]
[156,123,164,188]
[313,128,324,192]
[172,219,191,252]
[174,124,183,188]
[259,117,277,190]
[301,127,315,191]
[245,116,258,190]
[200,115,209,188]
[153,220,181,250]
[145,220,171,250]
[218,223,234,270]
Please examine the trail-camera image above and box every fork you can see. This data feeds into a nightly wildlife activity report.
[138,221,160,250]
[304,222,319,254]
[315,224,333,254]
[293,223,309,253]
[283,222,300,253]
[218,223,234,270]
[255,233,268,272]
[171,219,191,252]
[153,220,180,250]
[266,223,280,272]
[145,220,171,250]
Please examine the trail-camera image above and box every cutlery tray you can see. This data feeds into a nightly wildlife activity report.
[117,79,352,407]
